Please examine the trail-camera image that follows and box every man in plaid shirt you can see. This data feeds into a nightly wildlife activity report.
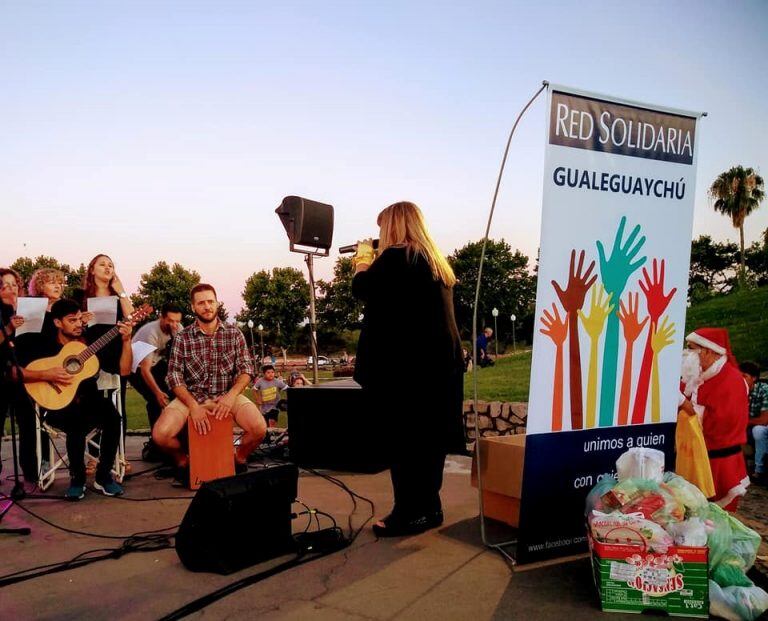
[741,361,768,483]
[153,284,266,477]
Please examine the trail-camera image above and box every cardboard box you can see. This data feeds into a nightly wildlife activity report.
[471,434,525,527]
[589,535,709,618]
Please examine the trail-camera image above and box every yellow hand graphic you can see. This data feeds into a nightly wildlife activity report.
[578,284,614,428]
[578,284,614,340]
[650,315,676,422]
[651,315,675,353]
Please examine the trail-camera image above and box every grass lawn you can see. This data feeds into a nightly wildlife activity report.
[463,350,533,403]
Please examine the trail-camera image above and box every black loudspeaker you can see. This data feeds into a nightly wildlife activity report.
[175,464,298,574]
[287,379,387,473]
[275,196,334,252]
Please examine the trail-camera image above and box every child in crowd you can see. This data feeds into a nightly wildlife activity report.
[253,365,288,428]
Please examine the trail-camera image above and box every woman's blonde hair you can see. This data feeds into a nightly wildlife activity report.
[28,268,65,297]
[377,201,456,287]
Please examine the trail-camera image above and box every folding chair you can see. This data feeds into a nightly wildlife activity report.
[35,372,126,491]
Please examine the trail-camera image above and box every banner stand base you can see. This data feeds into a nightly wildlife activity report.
[512,552,590,573]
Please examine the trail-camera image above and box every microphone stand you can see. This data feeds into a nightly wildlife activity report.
[0,310,32,535]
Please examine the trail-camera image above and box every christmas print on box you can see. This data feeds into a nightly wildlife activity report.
[590,538,708,617]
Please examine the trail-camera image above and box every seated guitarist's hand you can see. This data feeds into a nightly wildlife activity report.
[43,367,72,385]
[190,403,212,435]
[117,320,134,341]
[212,392,235,420]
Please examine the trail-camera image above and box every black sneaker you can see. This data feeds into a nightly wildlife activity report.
[171,466,190,488]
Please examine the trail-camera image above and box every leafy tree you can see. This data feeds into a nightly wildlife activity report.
[237,267,310,350]
[709,166,765,285]
[316,257,364,333]
[448,239,537,343]
[687,236,739,301]
[745,228,768,287]
[131,261,201,320]
[11,255,86,297]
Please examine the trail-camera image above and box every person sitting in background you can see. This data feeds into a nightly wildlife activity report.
[288,371,311,387]
[740,361,768,484]
[253,364,288,428]
[131,303,183,461]
[476,327,494,367]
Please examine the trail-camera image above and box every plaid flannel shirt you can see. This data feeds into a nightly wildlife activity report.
[749,381,768,419]
[166,321,255,402]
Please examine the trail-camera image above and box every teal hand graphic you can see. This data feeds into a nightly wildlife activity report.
[597,216,647,427]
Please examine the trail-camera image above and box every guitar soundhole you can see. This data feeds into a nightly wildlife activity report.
[63,356,83,374]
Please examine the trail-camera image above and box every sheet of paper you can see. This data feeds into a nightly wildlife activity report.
[131,341,156,374]
[87,296,119,326]
[15,297,49,336]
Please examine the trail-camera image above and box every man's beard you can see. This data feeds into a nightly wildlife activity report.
[195,311,217,325]
[681,350,703,396]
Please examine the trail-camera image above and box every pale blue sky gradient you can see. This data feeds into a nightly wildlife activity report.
[2,1,766,315]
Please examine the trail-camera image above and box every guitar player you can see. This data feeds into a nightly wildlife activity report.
[18,298,132,500]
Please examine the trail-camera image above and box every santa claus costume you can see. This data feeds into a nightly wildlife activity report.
[684,327,750,511]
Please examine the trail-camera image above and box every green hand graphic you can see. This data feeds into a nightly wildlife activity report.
[597,216,646,427]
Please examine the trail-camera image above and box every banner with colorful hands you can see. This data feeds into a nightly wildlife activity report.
[516,84,702,566]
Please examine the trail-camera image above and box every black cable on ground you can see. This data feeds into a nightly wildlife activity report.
[156,536,350,621]
[0,532,175,588]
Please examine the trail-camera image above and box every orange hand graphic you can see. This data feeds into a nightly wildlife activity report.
[540,303,568,431]
[617,292,649,426]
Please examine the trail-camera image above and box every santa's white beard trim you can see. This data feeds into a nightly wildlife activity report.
[714,476,751,508]
[681,350,703,397]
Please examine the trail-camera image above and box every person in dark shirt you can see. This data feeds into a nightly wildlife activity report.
[476,327,494,367]
[18,298,132,500]
[352,201,465,537]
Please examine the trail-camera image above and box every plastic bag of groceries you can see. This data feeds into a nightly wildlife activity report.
[706,503,759,589]
[584,475,616,516]
[666,518,708,547]
[588,510,673,553]
[662,471,710,518]
[709,580,768,621]
[616,447,665,483]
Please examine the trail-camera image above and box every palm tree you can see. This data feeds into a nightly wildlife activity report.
[709,165,765,286]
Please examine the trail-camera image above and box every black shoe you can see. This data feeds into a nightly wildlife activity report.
[372,510,444,537]
[171,466,190,488]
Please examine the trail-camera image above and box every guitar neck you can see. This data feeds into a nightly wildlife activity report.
[78,325,121,364]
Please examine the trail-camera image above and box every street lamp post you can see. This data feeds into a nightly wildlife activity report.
[491,308,499,357]
[246,320,255,361]
[258,324,265,363]
[510,314,517,352]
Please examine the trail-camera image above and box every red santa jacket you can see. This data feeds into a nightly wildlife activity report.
[697,362,748,451]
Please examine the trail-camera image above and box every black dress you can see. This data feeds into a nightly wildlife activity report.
[353,246,465,518]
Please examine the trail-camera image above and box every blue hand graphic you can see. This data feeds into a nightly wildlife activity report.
[597,216,647,427]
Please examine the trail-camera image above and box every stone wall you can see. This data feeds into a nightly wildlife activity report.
[464,400,527,447]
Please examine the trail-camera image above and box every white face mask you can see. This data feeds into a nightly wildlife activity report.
[681,349,702,389]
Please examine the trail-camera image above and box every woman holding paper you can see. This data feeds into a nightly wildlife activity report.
[27,268,65,340]
[75,255,135,375]
[1,267,43,482]
[75,254,134,471]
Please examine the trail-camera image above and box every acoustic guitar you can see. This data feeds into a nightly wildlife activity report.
[25,304,153,410]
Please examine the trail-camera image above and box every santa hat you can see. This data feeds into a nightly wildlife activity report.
[685,327,732,356]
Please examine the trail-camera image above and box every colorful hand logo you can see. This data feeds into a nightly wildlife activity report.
[578,285,613,428]
[540,303,568,432]
[650,316,676,423]
[639,259,677,324]
[597,217,647,427]
[617,292,649,426]
[632,258,676,424]
[551,249,596,430]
